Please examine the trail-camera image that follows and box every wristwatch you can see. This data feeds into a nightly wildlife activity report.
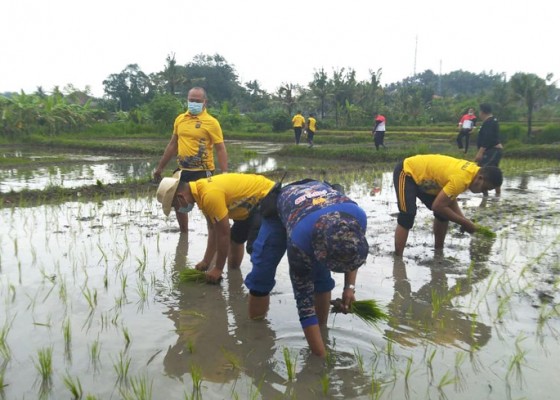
[344,284,356,293]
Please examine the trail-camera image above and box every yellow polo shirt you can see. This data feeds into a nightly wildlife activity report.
[292,114,305,128]
[403,154,480,199]
[307,117,317,132]
[189,173,275,223]
[173,109,224,171]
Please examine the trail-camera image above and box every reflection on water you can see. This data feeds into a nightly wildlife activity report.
[236,157,277,173]
[0,146,281,193]
[388,241,493,350]
[0,158,158,192]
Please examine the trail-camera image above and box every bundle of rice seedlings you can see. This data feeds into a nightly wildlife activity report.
[331,298,388,326]
[351,300,388,326]
[475,224,497,238]
[178,268,206,283]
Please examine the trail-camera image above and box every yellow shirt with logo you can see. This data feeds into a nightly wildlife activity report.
[173,109,224,171]
[292,114,305,128]
[403,154,480,199]
[307,117,317,132]
[189,173,275,222]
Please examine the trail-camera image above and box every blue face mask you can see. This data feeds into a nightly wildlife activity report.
[187,101,204,115]
[178,203,195,214]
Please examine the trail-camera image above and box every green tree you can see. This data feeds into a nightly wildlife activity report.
[309,68,331,119]
[102,64,154,111]
[509,72,554,136]
[184,54,241,105]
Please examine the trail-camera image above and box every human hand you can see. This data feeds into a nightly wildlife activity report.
[205,268,223,284]
[195,261,210,271]
[341,288,356,314]
[153,168,163,183]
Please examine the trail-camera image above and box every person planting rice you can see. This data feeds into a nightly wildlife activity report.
[393,154,502,256]
[245,179,369,357]
[156,173,275,283]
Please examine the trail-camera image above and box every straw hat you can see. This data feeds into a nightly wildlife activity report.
[156,171,181,216]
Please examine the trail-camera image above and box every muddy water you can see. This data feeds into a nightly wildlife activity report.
[0,143,281,193]
[1,165,560,399]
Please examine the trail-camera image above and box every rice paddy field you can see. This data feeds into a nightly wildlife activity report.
[0,144,559,399]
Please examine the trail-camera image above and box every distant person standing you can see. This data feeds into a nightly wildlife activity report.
[292,111,306,145]
[153,87,228,232]
[475,103,503,196]
[372,113,386,150]
[306,113,317,147]
[456,107,477,154]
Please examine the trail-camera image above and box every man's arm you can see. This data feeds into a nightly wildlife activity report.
[205,216,230,283]
[214,142,228,173]
[154,134,178,181]
[432,191,476,233]
[341,270,358,313]
[474,146,485,162]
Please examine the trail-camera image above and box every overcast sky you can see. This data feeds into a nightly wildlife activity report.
[2,0,558,98]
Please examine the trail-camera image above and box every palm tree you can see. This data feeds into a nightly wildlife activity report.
[509,72,553,136]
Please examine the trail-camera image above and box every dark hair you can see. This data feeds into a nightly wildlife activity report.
[479,166,503,187]
[479,103,492,114]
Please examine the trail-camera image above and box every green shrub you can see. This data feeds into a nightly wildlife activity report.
[532,123,560,144]
[271,111,291,133]
[499,124,523,143]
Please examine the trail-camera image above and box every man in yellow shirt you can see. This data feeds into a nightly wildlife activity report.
[393,154,502,256]
[153,87,228,233]
[291,110,306,145]
[306,113,317,147]
[157,173,275,283]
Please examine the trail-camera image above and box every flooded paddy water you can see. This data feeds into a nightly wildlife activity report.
[1,144,559,399]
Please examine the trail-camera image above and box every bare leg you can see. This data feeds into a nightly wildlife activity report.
[228,241,245,269]
[248,294,270,320]
[394,224,409,256]
[314,291,332,325]
[433,219,449,250]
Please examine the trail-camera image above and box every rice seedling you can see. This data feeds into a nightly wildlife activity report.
[0,317,14,361]
[135,278,149,311]
[222,348,242,371]
[425,348,437,383]
[506,334,528,385]
[436,370,457,399]
[352,299,388,326]
[120,373,153,400]
[88,338,101,371]
[353,347,365,374]
[179,268,207,283]
[122,326,131,347]
[474,224,497,238]
[319,372,330,396]
[0,365,6,391]
[454,351,466,392]
[63,318,72,361]
[385,337,395,366]
[33,346,53,383]
[120,272,128,299]
[403,355,414,387]
[103,265,109,290]
[81,286,98,310]
[136,246,148,275]
[282,346,297,381]
[63,373,83,399]
[112,351,131,383]
[190,364,203,393]
[369,370,386,400]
